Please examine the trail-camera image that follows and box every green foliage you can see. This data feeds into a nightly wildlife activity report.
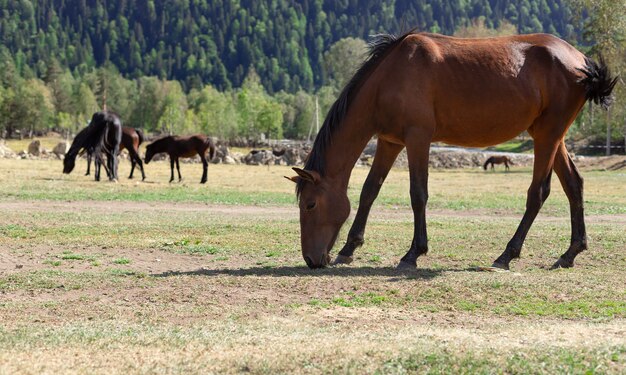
[0,1,615,143]
[0,1,578,93]
[569,0,626,149]
[323,37,368,91]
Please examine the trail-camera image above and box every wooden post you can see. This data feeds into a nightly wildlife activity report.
[606,107,611,156]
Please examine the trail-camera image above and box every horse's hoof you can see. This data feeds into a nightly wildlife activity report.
[396,261,416,271]
[550,258,573,270]
[333,255,353,265]
[490,262,510,271]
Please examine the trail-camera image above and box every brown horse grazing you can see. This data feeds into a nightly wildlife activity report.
[287,31,617,270]
[144,135,216,183]
[86,126,146,180]
[483,156,514,171]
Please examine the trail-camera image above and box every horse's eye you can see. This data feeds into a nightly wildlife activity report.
[305,201,317,211]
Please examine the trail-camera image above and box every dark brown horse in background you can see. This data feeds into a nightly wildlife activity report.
[483,156,514,171]
[86,126,146,180]
[144,135,216,183]
[287,31,616,270]
[63,111,122,181]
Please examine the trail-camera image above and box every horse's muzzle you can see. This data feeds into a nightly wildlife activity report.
[304,253,330,269]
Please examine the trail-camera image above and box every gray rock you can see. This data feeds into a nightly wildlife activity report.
[28,140,42,156]
[0,141,16,158]
[52,142,69,159]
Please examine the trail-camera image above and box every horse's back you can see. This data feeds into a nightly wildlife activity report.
[376,33,588,147]
[170,135,210,158]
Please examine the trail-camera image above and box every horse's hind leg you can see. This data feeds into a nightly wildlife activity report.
[175,158,182,181]
[492,130,560,270]
[398,134,432,269]
[551,142,587,269]
[137,153,146,181]
[200,155,208,184]
[86,153,92,176]
[94,156,100,181]
[335,139,404,265]
[111,145,119,181]
[129,159,136,179]
[128,148,145,180]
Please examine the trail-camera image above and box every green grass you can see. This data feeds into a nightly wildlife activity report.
[486,139,535,153]
[380,347,626,374]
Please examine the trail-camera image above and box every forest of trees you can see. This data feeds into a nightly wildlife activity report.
[1,0,579,92]
[0,0,624,148]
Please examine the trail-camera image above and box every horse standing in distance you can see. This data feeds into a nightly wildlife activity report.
[144,135,216,184]
[86,126,146,181]
[63,111,122,181]
[286,31,617,270]
[483,156,514,171]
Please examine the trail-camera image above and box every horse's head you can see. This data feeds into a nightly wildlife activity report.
[288,168,350,269]
[144,144,155,164]
[62,152,76,174]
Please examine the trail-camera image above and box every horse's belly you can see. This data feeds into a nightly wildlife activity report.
[432,93,540,147]
[433,119,531,147]
[180,150,197,158]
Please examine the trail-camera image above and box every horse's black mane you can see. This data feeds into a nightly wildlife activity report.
[296,30,416,197]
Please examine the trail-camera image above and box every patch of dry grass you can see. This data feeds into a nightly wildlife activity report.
[1,158,625,215]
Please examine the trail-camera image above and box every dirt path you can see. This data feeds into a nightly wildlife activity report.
[2,200,625,223]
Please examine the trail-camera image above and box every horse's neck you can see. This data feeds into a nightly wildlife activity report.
[324,118,374,188]
[155,140,168,152]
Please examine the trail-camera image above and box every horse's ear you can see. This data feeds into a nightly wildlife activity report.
[292,168,320,184]
[284,175,299,183]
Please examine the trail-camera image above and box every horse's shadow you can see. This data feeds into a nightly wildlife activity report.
[152,265,448,281]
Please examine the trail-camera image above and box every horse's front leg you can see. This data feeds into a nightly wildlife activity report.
[169,157,175,183]
[334,139,404,265]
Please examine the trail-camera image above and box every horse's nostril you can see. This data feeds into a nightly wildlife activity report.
[304,256,315,268]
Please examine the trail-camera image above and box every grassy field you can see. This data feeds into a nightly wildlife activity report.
[0,158,625,373]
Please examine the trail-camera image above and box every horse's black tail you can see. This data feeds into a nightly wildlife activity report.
[483,157,492,170]
[135,128,145,146]
[578,55,618,110]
